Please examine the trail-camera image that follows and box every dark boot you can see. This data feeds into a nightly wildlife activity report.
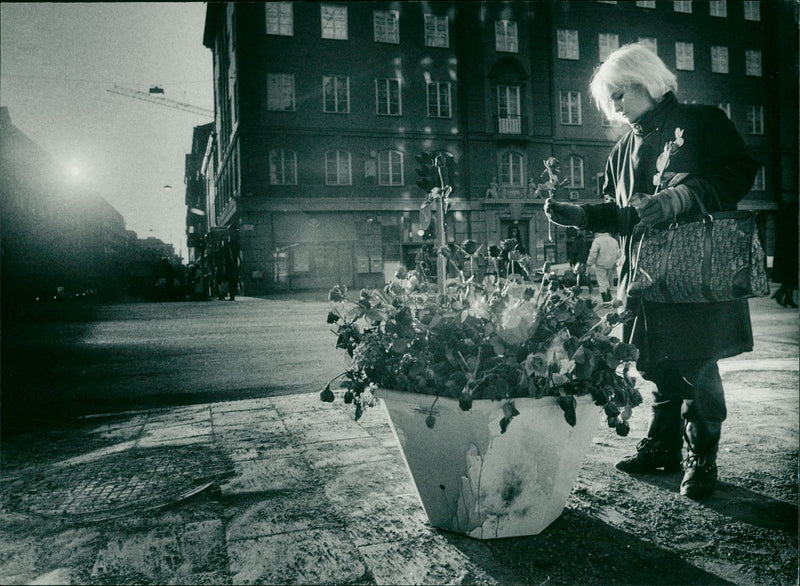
[616,410,683,473]
[616,437,683,473]
[680,421,721,500]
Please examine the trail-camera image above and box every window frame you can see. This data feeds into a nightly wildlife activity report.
[598,33,619,62]
[709,0,727,17]
[375,78,402,116]
[559,90,582,126]
[568,156,584,189]
[373,9,400,44]
[426,81,452,118]
[636,1,656,8]
[267,73,296,112]
[673,0,692,13]
[424,13,449,48]
[495,20,519,53]
[265,1,293,36]
[499,151,525,186]
[497,84,522,133]
[745,49,762,77]
[557,29,580,60]
[744,1,760,21]
[325,149,353,185]
[323,75,350,114]
[321,4,348,40]
[675,41,695,71]
[711,46,729,74]
[747,105,764,135]
[269,148,298,185]
[638,37,658,55]
[377,150,404,186]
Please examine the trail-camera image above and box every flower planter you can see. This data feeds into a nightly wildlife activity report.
[380,389,601,539]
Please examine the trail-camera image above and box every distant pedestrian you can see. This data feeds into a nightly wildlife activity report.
[586,232,620,302]
[771,200,798,308]
[565,228,592,293]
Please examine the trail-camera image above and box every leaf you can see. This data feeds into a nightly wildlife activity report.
[557,395,577,426]
[420,205,432,228]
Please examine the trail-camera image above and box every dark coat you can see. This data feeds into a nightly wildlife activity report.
[581,92,759,369]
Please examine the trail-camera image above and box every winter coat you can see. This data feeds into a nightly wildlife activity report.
[586,233,620,270]
[581,92,759,370]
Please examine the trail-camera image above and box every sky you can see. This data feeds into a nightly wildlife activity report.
[1,2,213,256]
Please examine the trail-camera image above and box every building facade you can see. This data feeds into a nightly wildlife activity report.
[199,0,797,294]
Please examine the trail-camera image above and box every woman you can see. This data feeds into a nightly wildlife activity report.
[545,43,759,500]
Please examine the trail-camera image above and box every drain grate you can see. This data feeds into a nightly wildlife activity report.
[1,445,234,521]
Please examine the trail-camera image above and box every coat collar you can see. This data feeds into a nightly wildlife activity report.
[631,91,678,136]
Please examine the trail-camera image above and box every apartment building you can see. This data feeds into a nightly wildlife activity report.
[200,0,796,293]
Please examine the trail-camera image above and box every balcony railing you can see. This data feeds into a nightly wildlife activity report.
[494,115,528,135]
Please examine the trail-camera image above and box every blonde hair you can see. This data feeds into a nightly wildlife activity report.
[590,43,678,122]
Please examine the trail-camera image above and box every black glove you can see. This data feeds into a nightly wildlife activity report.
[544,198,586,228]
[629,185,694,227]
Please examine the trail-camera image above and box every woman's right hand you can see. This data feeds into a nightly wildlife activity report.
[544,198,586,228]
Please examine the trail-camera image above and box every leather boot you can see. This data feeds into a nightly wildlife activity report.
[616,412,683,473]
[680,421,721,500]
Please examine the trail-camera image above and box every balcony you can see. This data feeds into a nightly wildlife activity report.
[494,115,528,136]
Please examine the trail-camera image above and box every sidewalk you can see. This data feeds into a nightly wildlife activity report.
[1,393,498,585]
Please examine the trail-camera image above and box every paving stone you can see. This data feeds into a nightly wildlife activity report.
[223,440,296,461]
[341,492,431,548]
[211,398,275,413]
[283,419,372,445]
[137,422,213,448]
[91,520,226,582]
[226,491,344,541]
[358,533,497,585]
[227,528,367,585]
[300,435,397,470]
[212,408,282,429]
[219,454,311,496]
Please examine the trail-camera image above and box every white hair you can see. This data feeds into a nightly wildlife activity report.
[590,43,678,122]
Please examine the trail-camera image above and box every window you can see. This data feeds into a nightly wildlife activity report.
[709,0,727,17]
[267,73,295,111]
[375,78,402,115]
[500,152,524,186]
[599,33,619,62]
[325,150,352,185]
[636,1,656,7]
[747,105,764,135]
[560,91,582,125]
[638,37,658,55]
[321,4,347,40]
[744,1,760,21]
[752,166,765,191]
[675,42,694,71]
[674,1,692,13]
[745,50,762,76]
[427,81,452,118]
[323,75,350,113]
[495,20,518,53]
[557,29,580,60]
[269,149,297,185]
[424,14,449,48]
[717,103,731,118]
[378,150,404,186]
[266,2,293,36]
[711,46,729,74]
[374,10,399,44]
[568,156,584,189]
[497,85,521,133]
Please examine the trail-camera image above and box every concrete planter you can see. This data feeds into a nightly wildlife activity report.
[380,389,601,539]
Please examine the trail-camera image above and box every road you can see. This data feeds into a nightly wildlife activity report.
[2,293,343,426]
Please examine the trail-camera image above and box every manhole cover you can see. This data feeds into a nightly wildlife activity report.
[1,445,233,521]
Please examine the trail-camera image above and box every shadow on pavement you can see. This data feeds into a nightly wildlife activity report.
[441,508,732,585]
[630,473,797,533]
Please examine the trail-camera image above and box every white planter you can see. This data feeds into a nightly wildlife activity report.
[379,390,601,539]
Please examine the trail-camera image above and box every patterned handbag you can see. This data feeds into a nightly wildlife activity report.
[627,194,770,303]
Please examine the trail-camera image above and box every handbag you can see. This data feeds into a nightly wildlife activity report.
[627,191,770,303]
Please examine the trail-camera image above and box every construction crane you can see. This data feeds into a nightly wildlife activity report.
[107,84,213,118]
